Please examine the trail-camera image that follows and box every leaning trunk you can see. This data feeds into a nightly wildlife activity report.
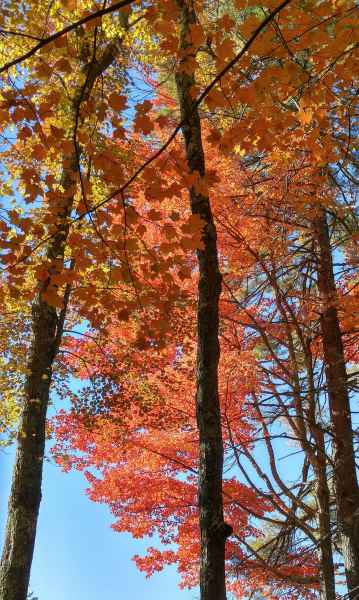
[315,208,359,599]
[0,166,76,600]
[0,23,129,599]
[175,3,231,600]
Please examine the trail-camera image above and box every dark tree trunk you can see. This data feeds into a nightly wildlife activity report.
[315,209,359,599]
[0,310,60,600]
[0,170,75,600]
[175,3,231,600]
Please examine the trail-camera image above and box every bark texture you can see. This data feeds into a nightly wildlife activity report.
[175,3,231,600]
[303,343,336,600]
[0,186,74,600]
[0,26,128,600]
[315,209,359,599]
[315,436,336,600]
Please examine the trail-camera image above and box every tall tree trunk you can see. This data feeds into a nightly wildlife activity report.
[175,3,231,600]
[0,173,75,600]
[315,209,359,599]
[304,343,336,600]
[315,436,336,600]
[304,404,336,600]
[0,26,128,600]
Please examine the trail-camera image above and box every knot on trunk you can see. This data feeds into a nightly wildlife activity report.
[211,519,233,540]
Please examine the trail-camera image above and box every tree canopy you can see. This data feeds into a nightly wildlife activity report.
[0,1,358,599]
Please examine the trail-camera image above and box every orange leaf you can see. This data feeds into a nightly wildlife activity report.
[108,93,127,112]
[134,114,154,135]
[55,58,72,73]
[147,209,162,221]
[189,23,206,46]
[53,34,67,48]
[217,38,235,61]
[32,144,46,160]
[298,106,313,126]
[136,100,152,113]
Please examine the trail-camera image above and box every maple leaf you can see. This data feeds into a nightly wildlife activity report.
[216,38,235,61]
[31,144,46,160]
[181,214,205,235]
[188,23,205,47]
[134,114,154,135]
[298,106,313,126]
[54,58,72,73]
[147,209,162,221]
[108,93,127,112]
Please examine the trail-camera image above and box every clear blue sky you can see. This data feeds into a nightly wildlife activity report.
[0,443,195,600]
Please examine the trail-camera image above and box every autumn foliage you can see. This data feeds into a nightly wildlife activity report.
[0,0,358,599]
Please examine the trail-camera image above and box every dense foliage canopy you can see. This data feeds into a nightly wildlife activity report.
[0,1,358,599]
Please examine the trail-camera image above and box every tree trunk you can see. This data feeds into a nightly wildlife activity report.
[0,25,129,600]
[315,437,336,600]
[315,209,359,599]
[304,342,336,600]
[0,166,76,600]
[175,3,231,600]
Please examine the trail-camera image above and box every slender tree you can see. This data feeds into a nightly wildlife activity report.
[0,13,130,599]
[314,208,359,600]
[175,2,232,598]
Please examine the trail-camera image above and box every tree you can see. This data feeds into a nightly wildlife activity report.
[315,209,359,598]
[0,4,135,598]
[52,141,328,599]
[175,1,231,598]
[0,0,357,599]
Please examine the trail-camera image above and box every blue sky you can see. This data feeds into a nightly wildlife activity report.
[0,444,195,600]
